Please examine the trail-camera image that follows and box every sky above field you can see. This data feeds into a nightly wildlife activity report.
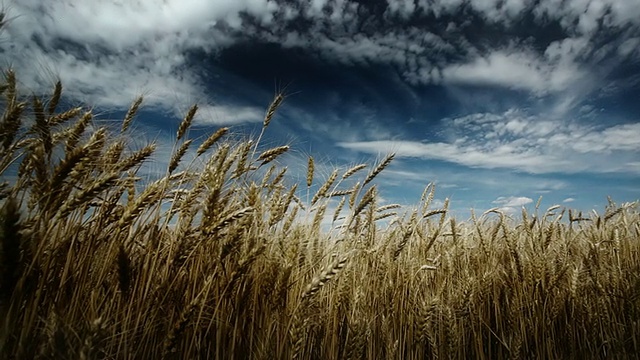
[2,0,640,218]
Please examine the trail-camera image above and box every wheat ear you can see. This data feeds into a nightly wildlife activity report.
[306,156,314,187]
[342,163,367,179]
[311,169,338,205]
[363,153,394,186]
[301,255,349,301]
[122,96,143,133]
[176,104,197,141]
[196,127,228,156]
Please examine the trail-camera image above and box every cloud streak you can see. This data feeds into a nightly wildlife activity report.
[339,108,640,174]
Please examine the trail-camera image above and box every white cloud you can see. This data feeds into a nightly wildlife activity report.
[441,49,586,94]
[339,139,576,173]
[1,0,276,121]
[493,196,533,208]
[488,196,534,214]
[195,105,264,125]
[467,0,528,22]
[386,0,417,19]
[618,38,640,57]
[534,0,640,33]
[338,109,640,174]
[563,197,575,203]
[3,0,640,122]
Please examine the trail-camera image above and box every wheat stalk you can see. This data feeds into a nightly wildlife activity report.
[311,169,338,206]
[46,80,62,116]
[342,164,367,180]
[258,145,289,165]
[117,143,156,172]
[176,104,197,141]
[122,96,143,133]
[168,139,193,174]
[49,107,82,128]
[263,93,283,128]
[65,111,93,153]
[306,156,314,187]
[196,127,228,156]
[301,255,349,301]
[363,153,394,186]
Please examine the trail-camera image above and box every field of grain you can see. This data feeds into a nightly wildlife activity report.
[1,69,639,359]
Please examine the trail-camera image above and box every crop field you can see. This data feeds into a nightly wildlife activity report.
[1,70,639,359]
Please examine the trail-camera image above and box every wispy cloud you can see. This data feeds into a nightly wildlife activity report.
[4,0,640,117]
[195,105,264,125]
[338,108,640,175]
[441,47,587,95]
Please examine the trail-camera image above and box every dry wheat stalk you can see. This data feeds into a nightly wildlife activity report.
[348,181,360,210]
[176,104,197,141]
[327,189,353,197]
[332,196,347,224]
[48,107,82,128]
[352,185,377,220]
[1,101,25,150]
[226,243,266,291]
[162,300,198,357]
[47,80,62,116]
[233,140,253,178]
[376,204,401,212]
[283,204,299,234]
[122,96,143,133]
[270,167,288,189]
[65,111,93,153]
[258,145,289,164]
[375,212,397,222]
[270,184,297,226]
[117,143,156,172]
[57,173,120,219]
[301,255,349,300]
[423,209,447,219]
[206,207,254,235]
[306,157,314,187]
[394,212,416,260]
[103,140,125,168]
[196,127,228,156]
[168,139,193,174]
[604,206,625,223]
[82,126,108,162]
[363,153,394,186]
[48,145,89,193]
[118,179,165,229]
[31,96,52,156]
[3,69,17,102]
[264,93,283,128]
[290,315,308,360]
[342,164,367,180]
[311,204,326,235]
[311,169,338,206]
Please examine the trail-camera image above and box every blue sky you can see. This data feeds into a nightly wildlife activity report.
[2,0,639,218]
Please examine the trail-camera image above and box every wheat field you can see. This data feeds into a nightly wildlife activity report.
[0,67,639,360]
